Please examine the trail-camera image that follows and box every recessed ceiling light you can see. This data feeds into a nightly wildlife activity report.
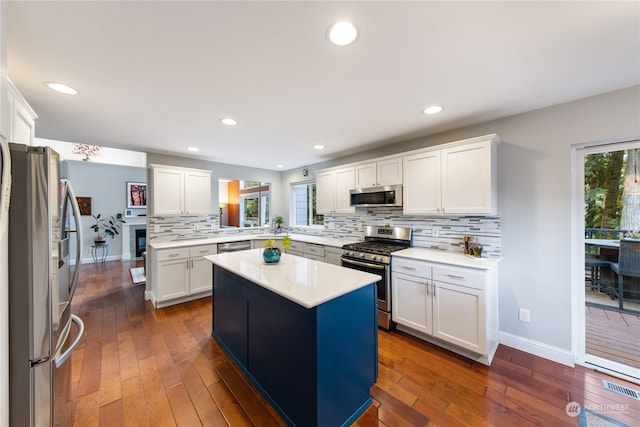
[187,147,199,152]
[221,118,238,126]
[45,81,79,95]
[423,105,443,115]
[313,144,325,150]
[276,164,284,169]
[328,21,358,46]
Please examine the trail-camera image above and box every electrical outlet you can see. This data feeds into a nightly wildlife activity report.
[432,227,439,237]
[519,308,531,323]
[154,224,160,233]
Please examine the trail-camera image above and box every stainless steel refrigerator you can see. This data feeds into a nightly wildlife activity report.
[8,143,84,427]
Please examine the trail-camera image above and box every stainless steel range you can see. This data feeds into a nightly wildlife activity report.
[341,226,412,330]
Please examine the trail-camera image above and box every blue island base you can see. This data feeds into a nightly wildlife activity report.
[212,265,378,426]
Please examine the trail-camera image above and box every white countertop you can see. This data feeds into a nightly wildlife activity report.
[392,248,501,270]
[149,233,359,250]
[205,249,381,309]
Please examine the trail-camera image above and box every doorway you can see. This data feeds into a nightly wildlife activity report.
[574,138,640,382]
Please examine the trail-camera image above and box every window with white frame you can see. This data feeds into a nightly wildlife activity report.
[240,181,270,227]
[291,182,323,226]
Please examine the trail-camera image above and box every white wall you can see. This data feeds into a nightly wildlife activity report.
[36,137,146,167]
[284,85,640,361]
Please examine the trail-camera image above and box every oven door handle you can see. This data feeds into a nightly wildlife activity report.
[341,257,386,271]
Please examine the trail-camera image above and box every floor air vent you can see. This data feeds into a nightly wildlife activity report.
[602,380,640,400]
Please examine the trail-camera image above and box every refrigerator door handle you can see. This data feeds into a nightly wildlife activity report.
[55,314,84,368]
[29,356,50,368]
[65,182,83,299]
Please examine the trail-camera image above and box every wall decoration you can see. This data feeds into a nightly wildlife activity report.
[72,143,102,161]
[76,197,92,216]
[127,182,147,208]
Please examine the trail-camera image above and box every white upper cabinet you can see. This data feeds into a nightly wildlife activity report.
[355,157,403,188]
[183,170,212,214]
[7,79,37,145]
[441,141,494,215]
[150,165,211,215]
[403,134,499,216]
[316,166,355,214]
[403,150,442,215]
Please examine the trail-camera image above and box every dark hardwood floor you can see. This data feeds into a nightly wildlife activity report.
[58,260,640,426]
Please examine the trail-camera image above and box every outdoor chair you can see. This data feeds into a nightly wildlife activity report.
[585,254,616,298]
[610,239,640,308]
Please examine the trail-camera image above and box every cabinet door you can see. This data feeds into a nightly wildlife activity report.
[432,281,485,354]
[157,258,189,301]
[333,167,355,213]
[441,141,492,214]
[190,257,214,294]
[324,248,342,265]
[377,158,403,186]
[153,169,185,215]
[355,163,377,188]
[392,272,431,334]
[315,170,335,214]
[7,82,37,145]
[403,151,441,215]
[184,171,211,214]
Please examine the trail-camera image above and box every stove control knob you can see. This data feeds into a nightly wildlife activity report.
[359,253,365,258]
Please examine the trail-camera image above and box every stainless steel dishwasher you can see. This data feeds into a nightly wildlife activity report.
[217,240,251,253]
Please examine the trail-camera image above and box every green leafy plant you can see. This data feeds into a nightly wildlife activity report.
[274,215,284,225]
[91,213,125,240]
[264,236,292,252]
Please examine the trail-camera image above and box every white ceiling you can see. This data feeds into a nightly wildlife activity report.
[6,1,640,171]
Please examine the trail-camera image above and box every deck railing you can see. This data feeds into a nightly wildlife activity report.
[585,228,627,255]
[585,228,628,240]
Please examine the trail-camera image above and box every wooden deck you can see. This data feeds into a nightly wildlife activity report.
[585,302,640,369]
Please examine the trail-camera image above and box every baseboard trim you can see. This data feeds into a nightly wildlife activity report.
[499,331,575,367]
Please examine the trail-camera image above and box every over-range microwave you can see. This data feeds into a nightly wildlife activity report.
[349,185,402,207]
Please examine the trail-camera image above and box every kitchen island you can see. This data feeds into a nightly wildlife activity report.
[205,249,380,427]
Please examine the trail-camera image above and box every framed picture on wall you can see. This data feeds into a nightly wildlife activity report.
[76,197,92,216]
[127,182,147,209]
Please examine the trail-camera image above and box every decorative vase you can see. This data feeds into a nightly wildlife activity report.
[263,247,281,263]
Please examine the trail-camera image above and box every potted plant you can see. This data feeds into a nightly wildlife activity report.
[274,215,284,233]
[263,236,291,263]
[91,213,126,244]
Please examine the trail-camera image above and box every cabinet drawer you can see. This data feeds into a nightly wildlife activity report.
[189,244,217,257]
[304,243,325,257]
[157,248,190,261]
[306,254,325,262]
[433,266,484,290]
[289,241,305,253]
[392,257,431,277]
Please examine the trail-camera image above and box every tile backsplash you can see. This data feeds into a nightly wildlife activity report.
[148,207,501,257]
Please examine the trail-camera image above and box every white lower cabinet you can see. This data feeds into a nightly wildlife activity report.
[324,246,342,265]
[392,271,431,334]
[151,244,217,307]
[287,241,326,262]
[392,255,498,365]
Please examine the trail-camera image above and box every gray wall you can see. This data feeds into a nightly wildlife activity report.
[63,160,146,263]
[284,85,640,354]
